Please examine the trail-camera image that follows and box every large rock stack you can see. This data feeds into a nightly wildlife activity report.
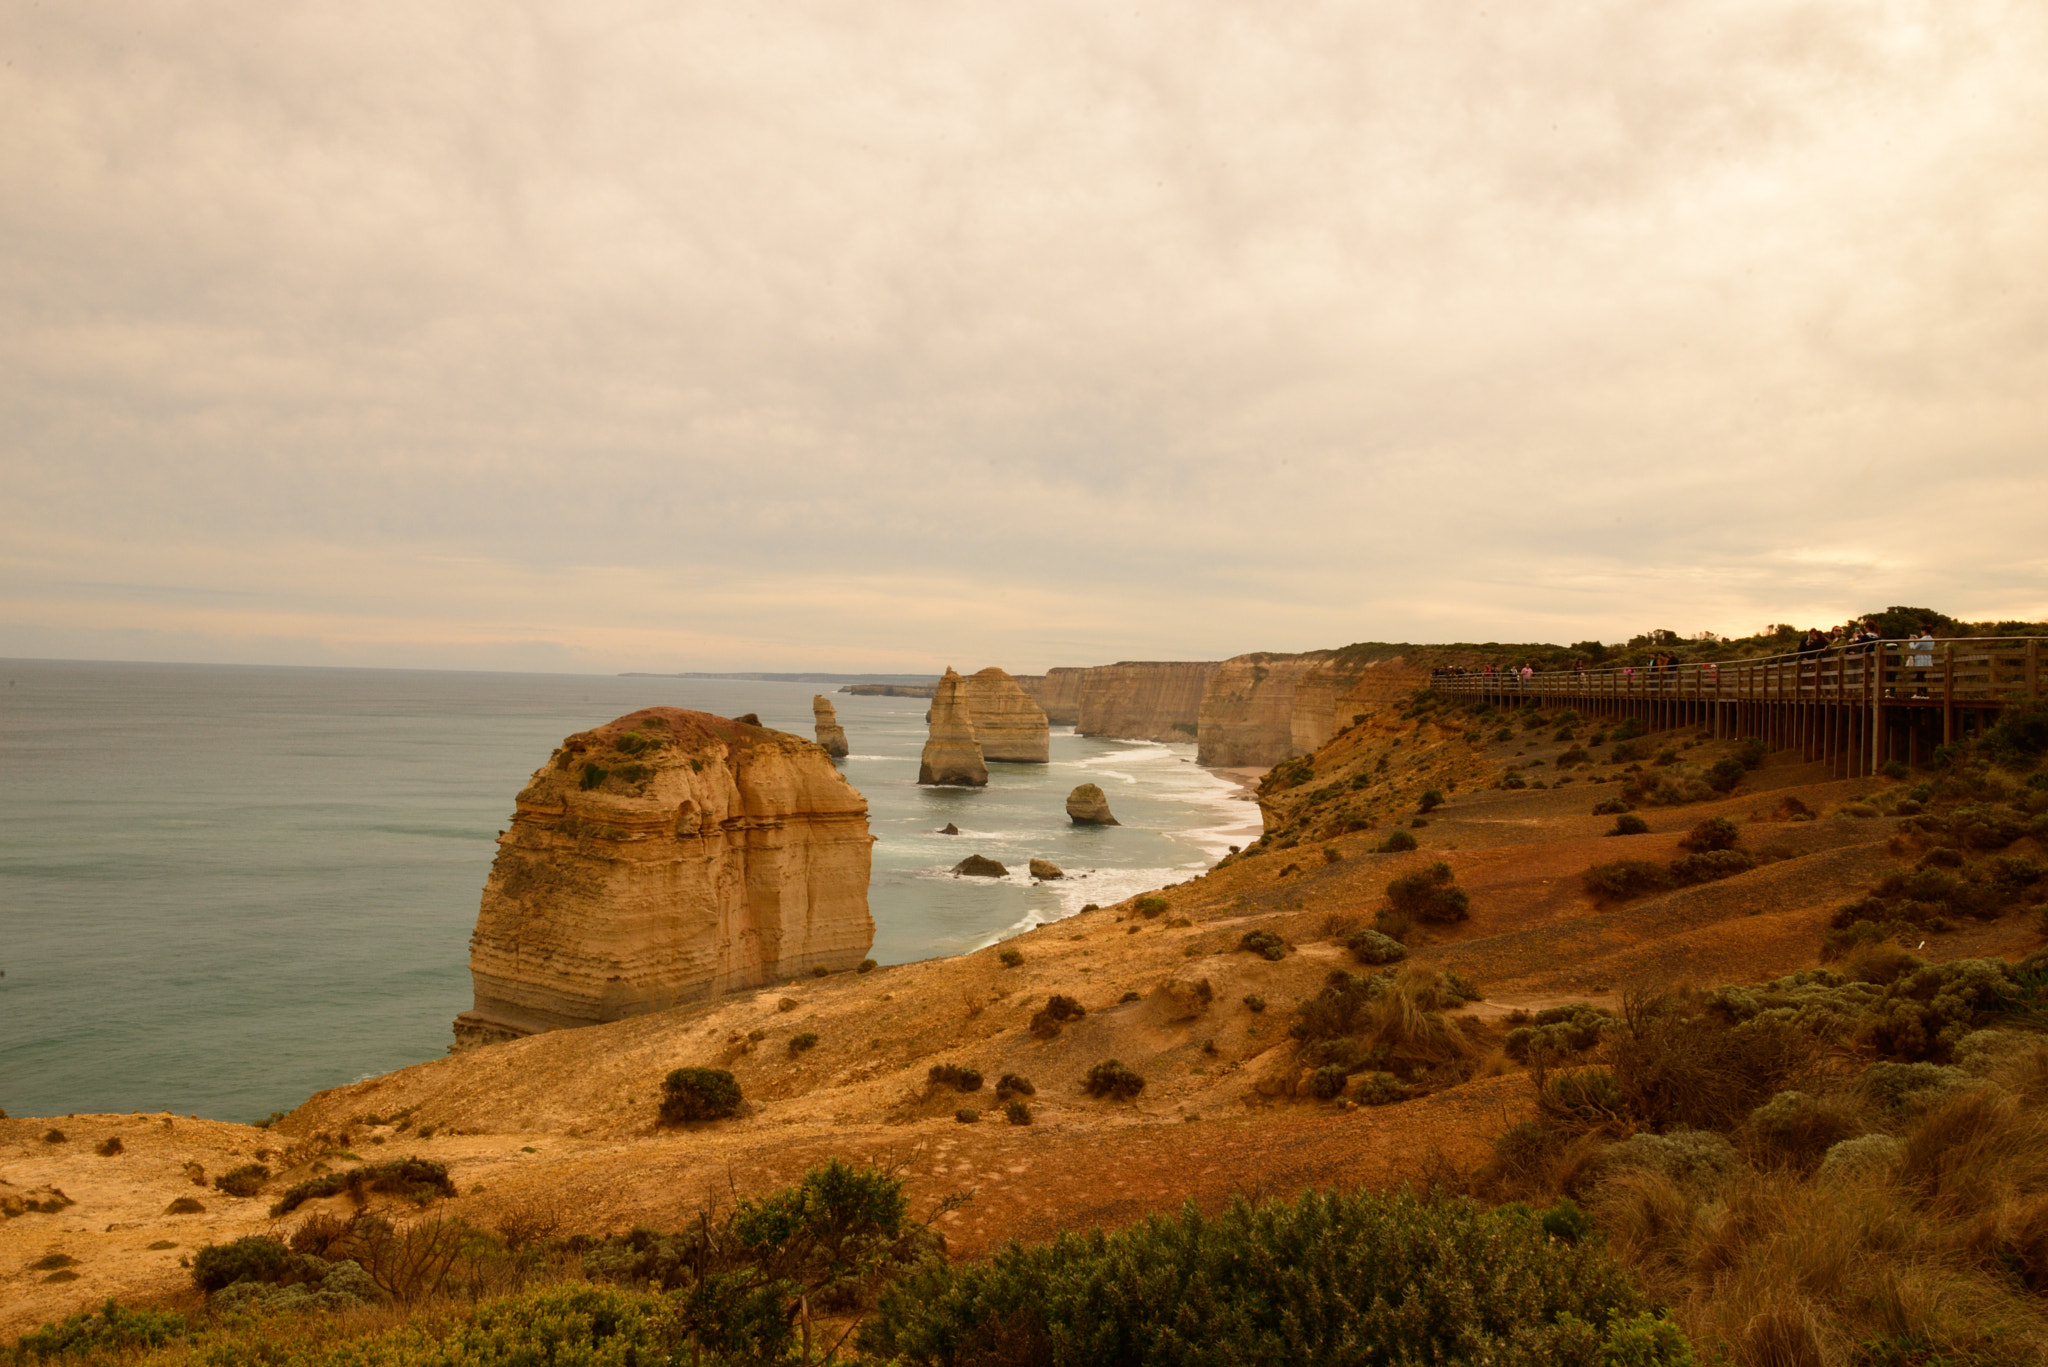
[959,667,1050,763]
[812,694,850,758]
[453,708,875,1048]
[917,668,988,787]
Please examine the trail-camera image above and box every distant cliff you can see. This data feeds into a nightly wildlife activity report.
[1198,649,1426,768]
[1015,668,1084,725]
[1075,662,1218,742]
[455,708,874,1048]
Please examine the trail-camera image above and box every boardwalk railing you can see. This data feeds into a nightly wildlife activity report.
[1432,637,2043,777]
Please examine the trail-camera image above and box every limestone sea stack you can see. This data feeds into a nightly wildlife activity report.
[960,667,1049,763]
[917,668,988,787]
[1066,783,1119,825]
[812,694,850,758]
[453,708,875,1048]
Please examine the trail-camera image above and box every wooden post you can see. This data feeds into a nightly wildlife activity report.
[1943,645,1955,747]
[2031,637,2041,702]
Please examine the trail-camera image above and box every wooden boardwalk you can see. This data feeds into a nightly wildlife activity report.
[1434,638,2043,777]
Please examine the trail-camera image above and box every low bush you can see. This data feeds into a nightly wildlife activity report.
[269,1158,458,1216]
[1238,929,1287,960]
[1733,736,1767,769]
[654,1068,743,1127]
[954,1107,979,1123]
[1083,1060,1146,1100]
[1584,859,1669,902]
[1136,896,1169,917]
[1029,994,1087,1039]
[928,1063,983,1093]
[994,1073,1035,1098]
[1242,994,1266,1012]
[858,958,878,973]
[1322,845,1343,864]
[1708,757,1746,792]
[1345,928,1408,965]
[1613,717,1648,742]
[997,947,1023,968]
[1418,788,1445,813]
[788,1032,818,1054]
[1004,1100,1032,1125]
[1679,817,1742,853]
[1385,861,1470,924]
[1505,1004,1612,1063]
[1608,813,1650,836]
[213,1163,269,1198]
[1667,850,1757,885]
[190,1236,290,1293]
[1592,797,1634,816]
[1376,829,1418,853]
[858,1188,1682,1366]
[12,1300,188,1361]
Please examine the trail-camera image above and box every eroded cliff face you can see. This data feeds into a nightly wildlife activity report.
[1075,662,1218,742]
[960,667,1049,763]
[1197,651,1426,768]
[1017,668,1084,725]
[454,708,874,1048]
[918,668,988,786]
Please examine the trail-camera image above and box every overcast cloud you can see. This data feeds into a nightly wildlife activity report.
[3,1,2044,673]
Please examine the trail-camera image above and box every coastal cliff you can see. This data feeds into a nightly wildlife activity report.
[918,668,988,786]
[453,708,874,1047]
[960,667,1049,762]
[1017,667,1084,725]
[1074,661,1218,742]
[1197,649,1426,767]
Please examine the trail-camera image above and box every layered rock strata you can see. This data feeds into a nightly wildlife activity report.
[811,695,849,758]
[959,667,1050,763]
[1075,662,1218,742]
[1066,783,1119,825]
[917,668,988,787]
[1197,650,1426,768]
[454,708,875,1048]
[1016,668,1084,725]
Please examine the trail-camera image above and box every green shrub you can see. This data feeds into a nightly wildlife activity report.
[994,1073,1035,1098]
[1612,717,1648,741]
[1708,757,1746,792]
[858,958,878,973]
[1310,1063,1350,1099]
[955,1107,979,1123]
[1136,896,1169,917]
[1083,1060,1145,1100]
[928,1063,983,1092]
[1376,829,1419,853]
[1239,929,1287,960]
[190,1236,289,1293]
[1680,816,1741,852]
[212,1163,269,1198]
[1667,849,1757,885]
[1981,704,2048,766]
[1243,994,1266,1012]
[1385,861,1470,923]
[1004,1100,1032,1125]
[998,947,1024,968]
[1608,813,1650,836]
[858,1187,1678,1366]
[12,1300,188,1361]
[1504,1005,1611,1063]
[578,763,609,790]
[268,1158,458,1216]
[788,1032,819,1054]
[1592,797,1634,816]
[1734,736,1767,769]
[1322,845,1344,864]
[1558,746,1591,768]
[1345,928,1408,965]
[1418,788,1445,813]
[1584,859,1669,901]
[1353,1072,1406,1106]
[1610,741,1647,764]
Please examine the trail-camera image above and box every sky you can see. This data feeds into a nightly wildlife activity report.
[3,1,2044,675]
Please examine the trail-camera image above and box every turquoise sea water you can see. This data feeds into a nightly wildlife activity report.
[0,660,1258,1122]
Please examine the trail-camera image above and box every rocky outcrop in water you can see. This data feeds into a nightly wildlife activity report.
[960,667,1049,763]
[1197,650,1426,768]
[1029,858,1064,880]
[917,668,988,787]
[1065,783,1119,825]
[453,708,875,1048]
[953,854,1008,878]
[1076,662,1217,742]
[812,695,849,758]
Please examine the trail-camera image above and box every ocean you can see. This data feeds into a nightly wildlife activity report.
[0,660,1259,1122]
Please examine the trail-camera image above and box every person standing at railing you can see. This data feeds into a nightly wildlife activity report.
[1907,630,1935,697]
[1799,628,1828,657]
[1519,663,1533,696]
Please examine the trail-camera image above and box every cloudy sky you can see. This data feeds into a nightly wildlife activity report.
[3,1,2043,675]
